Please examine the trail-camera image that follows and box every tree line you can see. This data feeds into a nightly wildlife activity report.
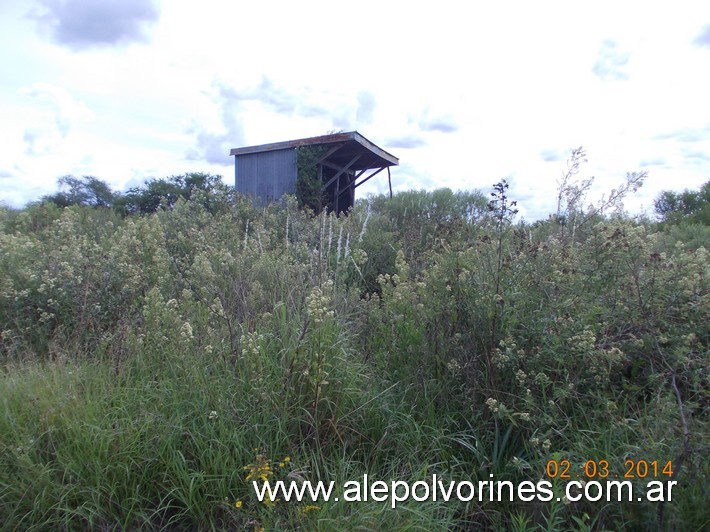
[39,172,233,216]
[37,172,710,228]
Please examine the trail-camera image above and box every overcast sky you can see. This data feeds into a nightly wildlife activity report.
[1,1,708,220]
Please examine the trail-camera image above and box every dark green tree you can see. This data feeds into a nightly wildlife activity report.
[296,146,327,214]
[113,172,230,215]
[654,180,710,226]
[42,175,115,208]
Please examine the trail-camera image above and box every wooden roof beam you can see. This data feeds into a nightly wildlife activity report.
[321,154,362,190]
[353,166,386,189]
[320,160,355,173]
[314,143,345,165]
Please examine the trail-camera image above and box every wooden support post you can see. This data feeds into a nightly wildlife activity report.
[333,172,356,212]
[335,171,340,213]
[317,163,323,206]
[388,166,392,199]
[349,172,355,207]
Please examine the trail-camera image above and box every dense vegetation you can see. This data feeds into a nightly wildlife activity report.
[295,146,328,214]
[0,174,707,530]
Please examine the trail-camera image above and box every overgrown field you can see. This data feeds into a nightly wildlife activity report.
[1,187,707,530]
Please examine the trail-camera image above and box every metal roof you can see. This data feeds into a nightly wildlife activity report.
[229,131,399,170]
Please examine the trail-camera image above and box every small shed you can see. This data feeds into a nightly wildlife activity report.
[230,131,398,213]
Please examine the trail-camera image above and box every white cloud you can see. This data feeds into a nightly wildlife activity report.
[593,40,631,81]
[540,149,567,163]
[0,0,708,215]
[30,0,160,50]
[17,82,93,155]
[386,135,428,149]
[693,23,710,48]
[356,91,377,126]
[186,81,245,166]
[418,109,458,133]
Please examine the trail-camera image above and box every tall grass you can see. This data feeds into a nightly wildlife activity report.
[1,190,707,530]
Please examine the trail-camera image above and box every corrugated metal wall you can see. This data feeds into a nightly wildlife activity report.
[234,148,297,206]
